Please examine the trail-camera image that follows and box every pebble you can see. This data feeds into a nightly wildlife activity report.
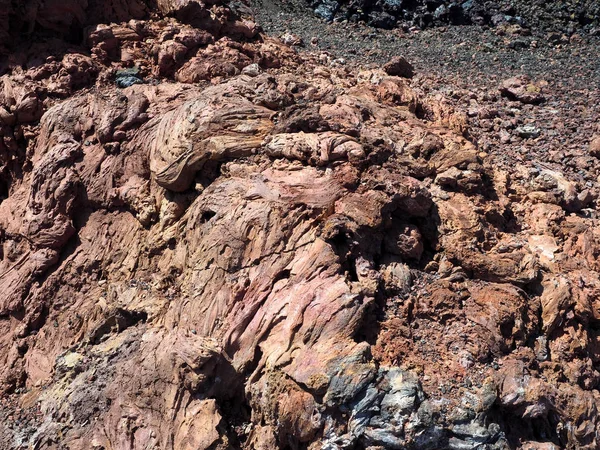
[589,135,600,157]
[242,63,262,77]
[516,124,541,138]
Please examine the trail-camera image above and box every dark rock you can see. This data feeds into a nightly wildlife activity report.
[314,0,339,21]
[382,0,404,13]
[116,67,144,87]
[116,75,144,88]
[491,14,508,26]
[508,39,529,50]
[305,0,600,31]
[368,11,397,29]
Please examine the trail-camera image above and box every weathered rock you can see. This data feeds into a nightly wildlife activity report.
[1,1,600,450]
[383,56,415,78]
[589,135,600,157]
[516,124,541,139]
[500,75,545,104]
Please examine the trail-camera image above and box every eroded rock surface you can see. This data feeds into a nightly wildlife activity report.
[1,1,600,450]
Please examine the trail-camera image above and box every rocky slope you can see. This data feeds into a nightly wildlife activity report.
[1,1,600,450]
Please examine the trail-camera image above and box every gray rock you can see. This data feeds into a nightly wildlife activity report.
[314,0,339,21]
[380,368,424,418]
[413,426,446,450]
[516,125,541,138]
[383,0,403,13]
[116,75,143,88]
[324,346,377,406]
[363,428,406,449]
[452,421,495,444]
[242,63,262,77]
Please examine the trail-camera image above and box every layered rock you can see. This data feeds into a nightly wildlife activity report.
[0,1,600,450]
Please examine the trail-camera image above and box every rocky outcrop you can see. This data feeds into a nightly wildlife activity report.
[1,1,600,450]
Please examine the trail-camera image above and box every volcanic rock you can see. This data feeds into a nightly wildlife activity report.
[305,0,600,32]
[500,75,546,104]
[383,55,415,78]
[590,135,600,157]
[0,1,600,450]
[516,124,541,139]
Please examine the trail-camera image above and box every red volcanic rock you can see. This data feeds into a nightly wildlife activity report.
[590,135,600,157]
[499,75,546,104]
[383,55,415,78]
[0,1,600,450]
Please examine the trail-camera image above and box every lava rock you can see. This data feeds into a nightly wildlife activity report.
[368,11,397,29]
[115,67,144,88]
[589,135,600,157]
[499,75,545,104]
[383,56,415,78]
[516,125,541,138]
[508,39,529,50]
[314,0,339,21]
[116,75,144,88]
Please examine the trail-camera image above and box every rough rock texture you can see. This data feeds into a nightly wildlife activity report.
[305,0,600,33]
[1,1,600,450]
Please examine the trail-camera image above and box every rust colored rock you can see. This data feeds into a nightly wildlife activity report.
[383,55,415,78]
[499,75,546,104]
[589,135,600,157]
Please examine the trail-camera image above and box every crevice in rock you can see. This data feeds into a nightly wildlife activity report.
[88,308,148,345]
[488,405,562,449]
[0,177,8,203]
[200,210,217,223]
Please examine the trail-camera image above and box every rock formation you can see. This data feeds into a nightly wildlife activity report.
[1,1,600,449]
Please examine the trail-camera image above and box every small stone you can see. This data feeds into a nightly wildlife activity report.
[116,75,143,88]
[534,336,549,361]
[435,167,462,189]
[508,39,529,50]
[383,56,415,78]
[280,32,303,46]
[589,136,600,157]
[577,189,594,207]
[516,125,541,139]
[113,130,127,142]
[242,63,261,77]
[314,0,338,21]
[424,261,439,273]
